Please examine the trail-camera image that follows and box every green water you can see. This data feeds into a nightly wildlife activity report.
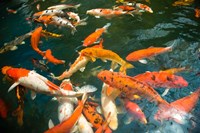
[0,0,200,132]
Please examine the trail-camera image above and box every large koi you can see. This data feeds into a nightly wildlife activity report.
[2,66,84,98]
[80,47,134,72]
[97,70,170,108]
[155,88,200,124]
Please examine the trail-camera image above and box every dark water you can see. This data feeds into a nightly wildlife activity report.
[0,0,200,132]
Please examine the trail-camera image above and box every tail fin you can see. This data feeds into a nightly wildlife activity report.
[103,23,111,32]
[74,17,88,27]
[74,4,81,10]
[119,62,134,73]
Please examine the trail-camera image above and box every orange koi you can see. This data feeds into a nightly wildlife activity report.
[155,88,200,124]
[31,26,45,56]
[133,71,188,89]
[126,45,173,63]
[0,98,9,119]
[86,8,133,19]
[45,93,87,133]
[83,23,111,47]
[195,8,200,18]
[80,47,134,72]
[34,15,53,26]
[44,49,65,65]
[113,5,135,11]
[121,98,147,124]
[2,66,84,97]
[97,70,170,106]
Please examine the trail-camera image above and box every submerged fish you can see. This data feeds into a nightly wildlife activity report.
[155,88,200,124]
[44,49,65,65]
[0,31,32,54]
[0,98,9,119]
[41,30,63,38]
[31,58,51,73]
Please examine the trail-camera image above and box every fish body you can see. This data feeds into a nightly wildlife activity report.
[83,102,104,129]
[121,98,147,124]
[41,30,63,38]
[77,114,94,133]
[67,12,80,23]
[0,31,31,54]
[134,3,153,13]
[2,66,83,97]
[160,67,186,74]
[31,26,44,56]
[44,49,65,65]
[33,9,64,18]
[80,47,134,72]
[126,45,173,62]
[155,88,200,124]
[101,83,118,130]
[50,16,77,34]
[195,8,200,18]
[47,4,81,10]
[86,8,130,19]
[34,15,53,25]
[45,94,87,133]
[133,71,188,89]
[0,99,8,119]
[113,5,135,11]
[53,55,90,80]
[97,70,168,105]
[83,23,111,47]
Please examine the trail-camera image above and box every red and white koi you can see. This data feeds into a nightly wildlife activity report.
[2,66,84,98]
[33,9,65,18]
[86,8,133,19]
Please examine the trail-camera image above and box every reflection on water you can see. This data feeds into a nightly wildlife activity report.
[0,0,200,132]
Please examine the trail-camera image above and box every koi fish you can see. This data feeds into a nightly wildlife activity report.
[44,49,65,65]
[172,0,194,6]
[126,2,153,13]
[86,8,134,19]
[0,31,32,54]
[6,8,17,14]
[51,55,91,80]
[83,23,111,47]
[12,85,26,126]
[133,71,188,96]
[2,66,84,98]
[45,93,87,133]
[34,15,53,26]
[41,30,63,38]
[97,70,170,108]
[47,4,81,10]
[67,12,88,27]
[50,16,77,34]
[195,8,200,18]
[155,88,200,124]
[101,83,118,130]
[77,114,94,133]
[113,5,135,11]
[31,58,51,73]
[80,47,134,72]
[120,98,147,125]
[126,45,173,64]
[31,26,45,56]
[33,9,65,18]
[0,98,8,119]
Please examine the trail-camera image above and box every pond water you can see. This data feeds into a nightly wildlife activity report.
[0,0,200,132]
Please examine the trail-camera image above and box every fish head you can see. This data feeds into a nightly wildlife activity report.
[2,66,12,75]
[173,76,188,87]
[97,70,114,85]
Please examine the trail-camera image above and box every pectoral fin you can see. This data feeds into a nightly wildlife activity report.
[48,119,54,129]
[79,67,85,72]
[31,91,36,100]
[8,82,20,92]
[90,57,96,62]
[138,59,147,64]
[10,46,18,51]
